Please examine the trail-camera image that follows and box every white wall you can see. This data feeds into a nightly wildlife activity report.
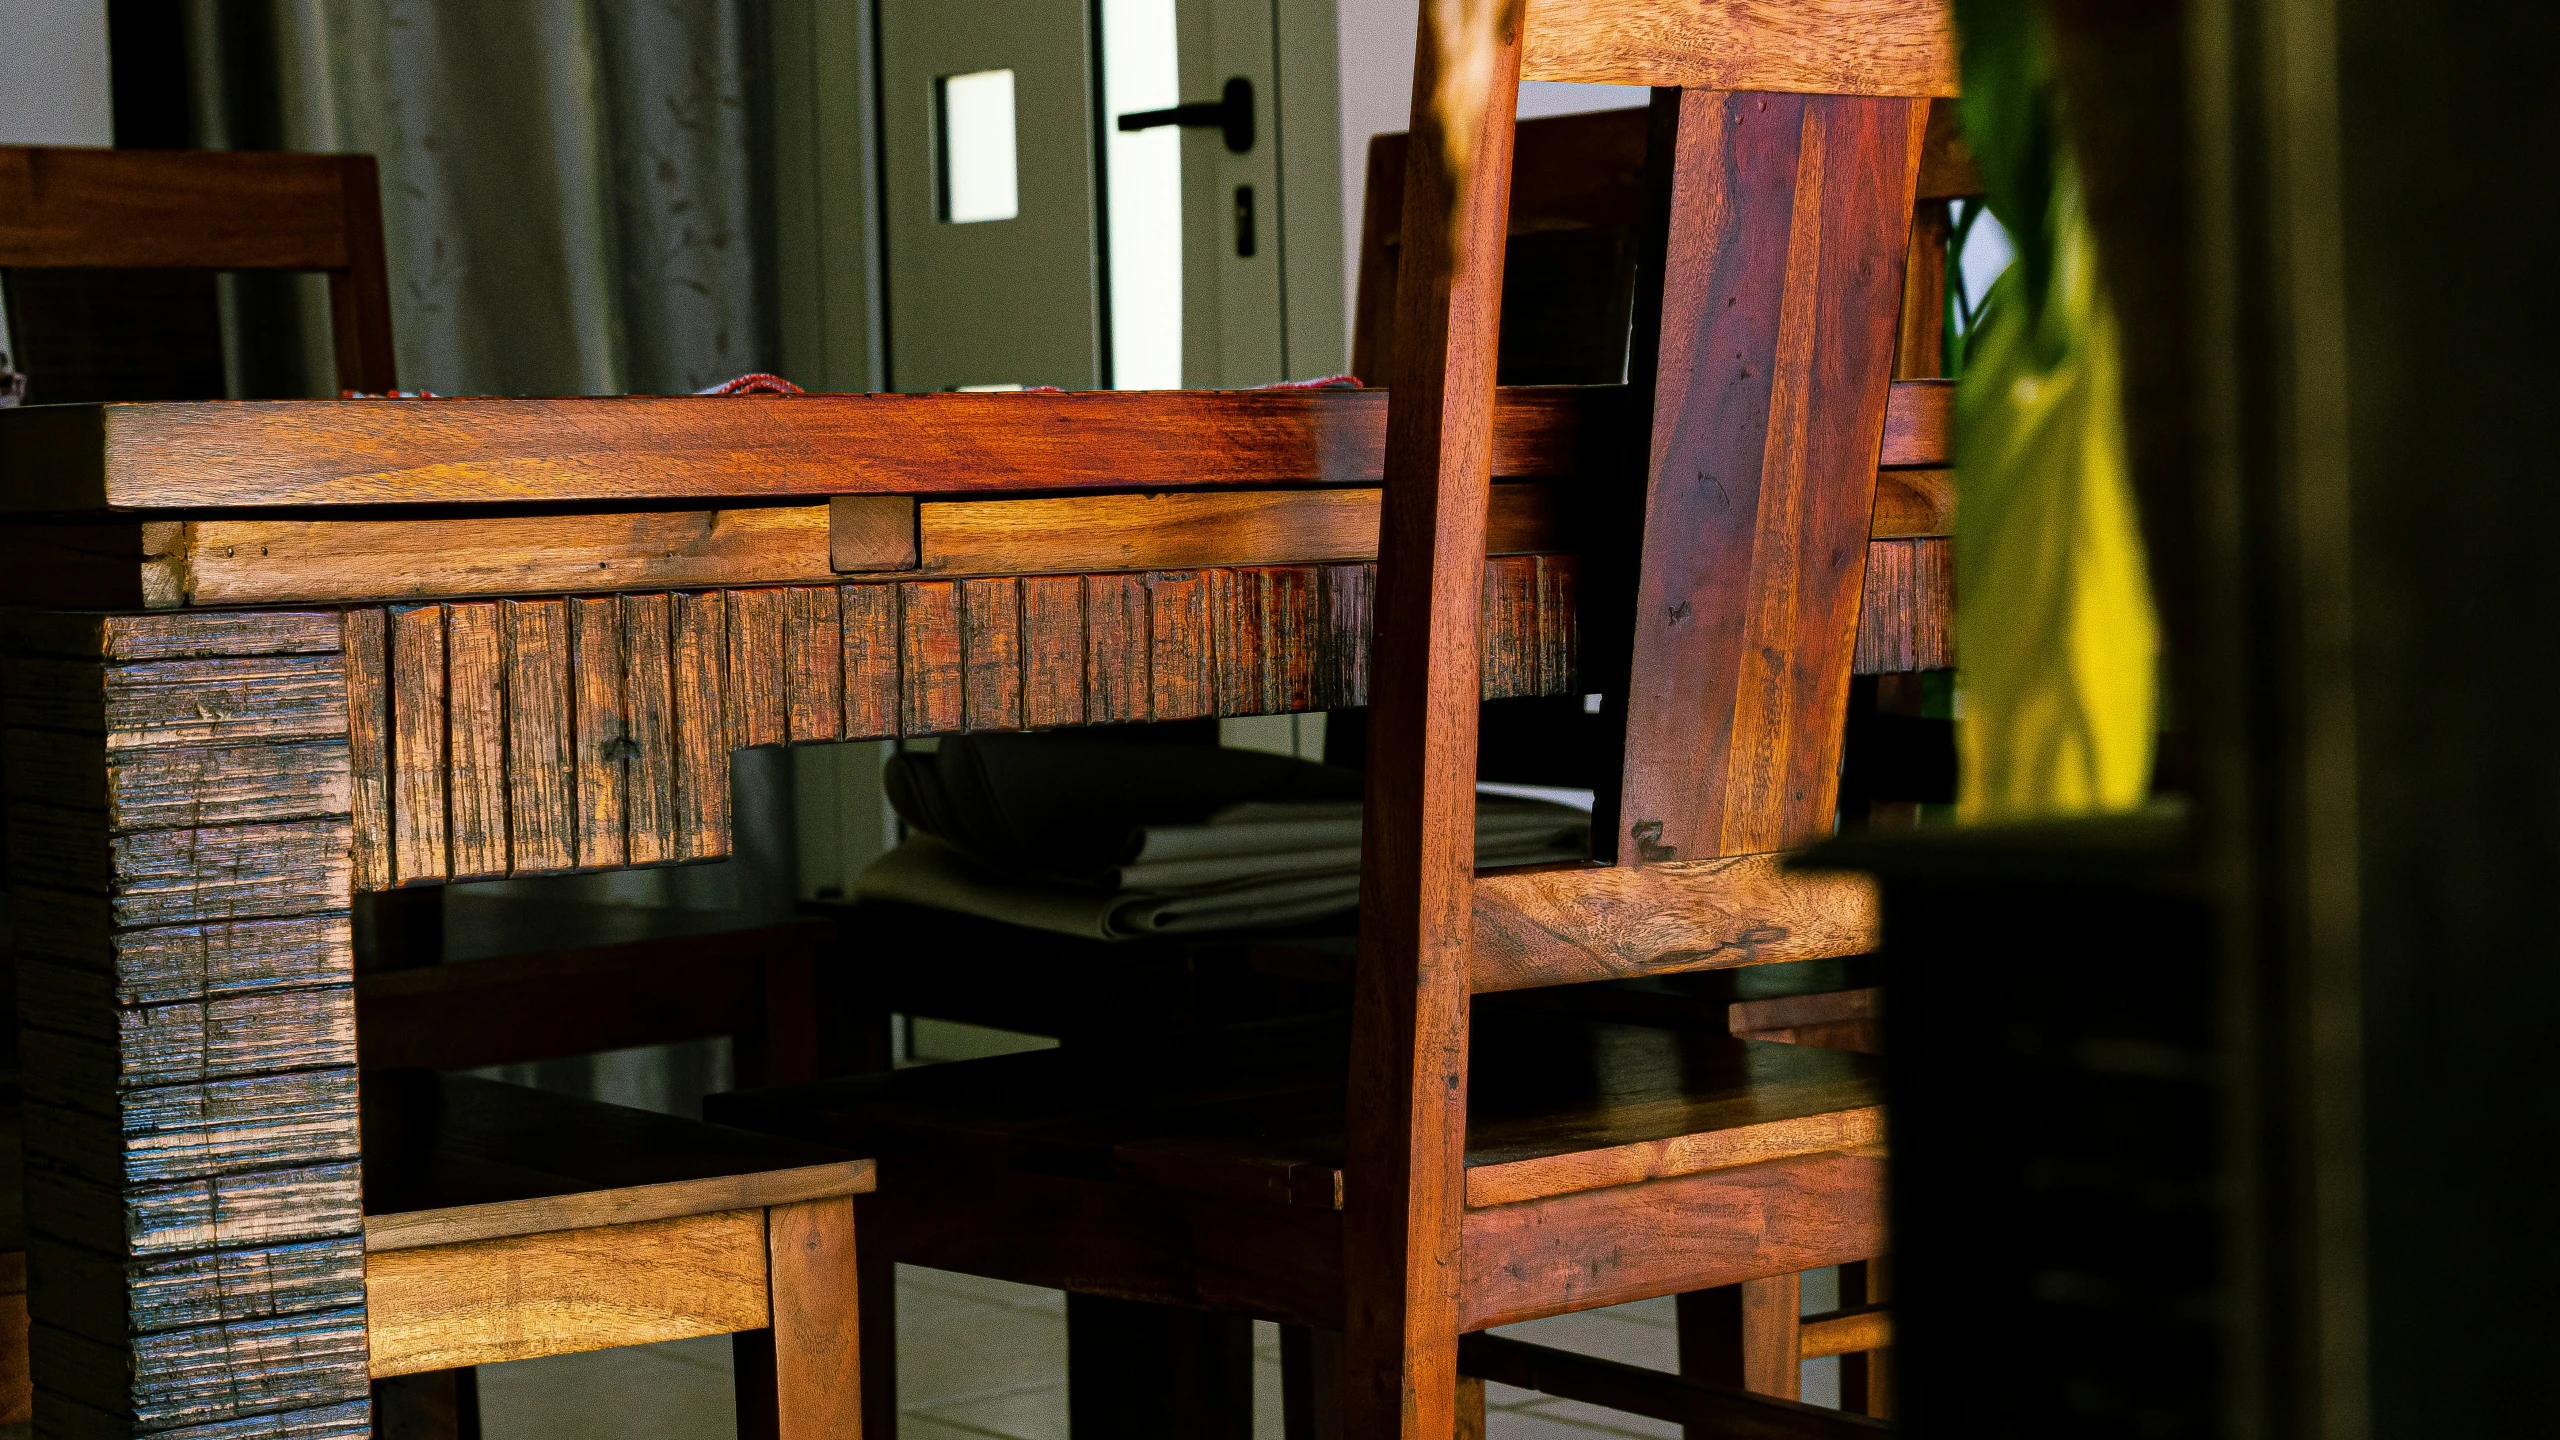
[1330,0,1644,364]
[0,0,113,145]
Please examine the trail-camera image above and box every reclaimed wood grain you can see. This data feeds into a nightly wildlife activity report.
[29,1234,364,1342]
[958,577,1022,732]
[9,905,352,1007]
[12,816,352,928]
[1456,1150,1887,1331]
[841,582,901,740]
[1469,857,1880,992]
[33,1307,369,1431]
[2,732,349,831]
[1879,379,1951,470]
[912,484,1567,578]
[153,506,832,606]
[670,591,730,861]
[386,605,446,885]
[364,1210,769,1377]
[898,581,962,736]
[1480,557,1541,701]
[1871,467,1954,538]
[2,388,1601,512]
[31,1391,373,1440]
[621,592,679,866]
[3,653,347,749]
[1147,572,1211,722]
[1021,575,1087,729]
[1852,537,1951,674]
[1533,556,1576,694]
[783,586,842,744]
[28,1161,363,1260]
[1518,0,1958,96]
[829,494,918,571]
[4,374,1953,518]
[25,1067,360,1186]
[725,588,791,750]
[341,609,390,890]
[1321,564,1374,709]
[502,599,575,874]
[1085,573,1150,724]
[442,602,507,879]
[3,608,342,661]
[568,596,628,870]
[1612,91,1927,863]
[18,990,355,1089]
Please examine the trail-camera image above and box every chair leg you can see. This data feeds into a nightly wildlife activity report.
[858,1194,900,1440]
[1740,1274,1803,1400]
[371,1368,481,1440]
[1454,1374,1487,1440]
[737,1196,862,1440]
[1838,1258,1893,1418]
[1067,1294,1253,1440]
[1280,1325,1344,1440]
[1676,1274,1802,1420]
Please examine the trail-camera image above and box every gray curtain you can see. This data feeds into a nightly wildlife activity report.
[188,0,778,397]
[184,4,804,1112]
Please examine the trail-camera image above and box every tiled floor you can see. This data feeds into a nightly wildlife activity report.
[474,1019,1851,1438]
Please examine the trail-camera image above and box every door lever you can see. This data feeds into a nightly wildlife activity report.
[1116,75,1254,154]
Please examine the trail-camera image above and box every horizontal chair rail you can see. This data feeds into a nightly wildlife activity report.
[1471,856,1881,992]
[1457,1332,1889,1438]
[1518,0,1957,97]
[0,382,1950,514]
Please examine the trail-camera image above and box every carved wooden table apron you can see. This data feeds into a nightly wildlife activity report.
[0,382,1948,1436]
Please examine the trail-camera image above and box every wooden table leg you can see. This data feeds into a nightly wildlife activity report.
[1280,1324,1345,1440]
[5,608,370,1435]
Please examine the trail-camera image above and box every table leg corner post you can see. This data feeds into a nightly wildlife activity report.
[5,607,371,1437]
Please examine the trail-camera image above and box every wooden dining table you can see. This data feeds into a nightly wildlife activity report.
[0,380,1947,1434]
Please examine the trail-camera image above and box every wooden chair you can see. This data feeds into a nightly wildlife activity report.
[358,1070,869,1438]
[714,6,1954,1438]
[0,144,397,402]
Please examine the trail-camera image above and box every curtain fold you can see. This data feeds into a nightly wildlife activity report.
[188,0,777,397]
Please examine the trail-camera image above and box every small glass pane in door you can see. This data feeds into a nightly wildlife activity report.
[938,69,1021,224]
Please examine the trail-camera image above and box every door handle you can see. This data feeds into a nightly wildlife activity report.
[1116,75,1254,154]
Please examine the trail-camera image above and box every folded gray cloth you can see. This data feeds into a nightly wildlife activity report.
[860,801,1589,940]
[882,735,1363,886]
[865,736,1589,939]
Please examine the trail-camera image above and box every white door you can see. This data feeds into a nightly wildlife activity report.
[879,0,1339,393]
[878,0,1105,391]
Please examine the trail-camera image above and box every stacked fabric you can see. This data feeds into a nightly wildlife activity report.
[858,736,1589,940]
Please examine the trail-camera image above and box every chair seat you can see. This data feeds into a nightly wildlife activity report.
[711,1011,1884,1331]
[361,1071,873,1251]
[719,1010,1875,1210]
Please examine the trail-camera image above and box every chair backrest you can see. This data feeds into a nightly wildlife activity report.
[1353,101,1984,389]
[1345,1,1956,1433]
[0,145,396,401]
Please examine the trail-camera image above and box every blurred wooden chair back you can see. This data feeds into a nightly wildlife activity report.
[0,145,395,403]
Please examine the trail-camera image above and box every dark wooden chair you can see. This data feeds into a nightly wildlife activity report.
[0,145,857,1435]
[0,144,396,403]
[354,1071,870,1440]
[716,5,1956,1437]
